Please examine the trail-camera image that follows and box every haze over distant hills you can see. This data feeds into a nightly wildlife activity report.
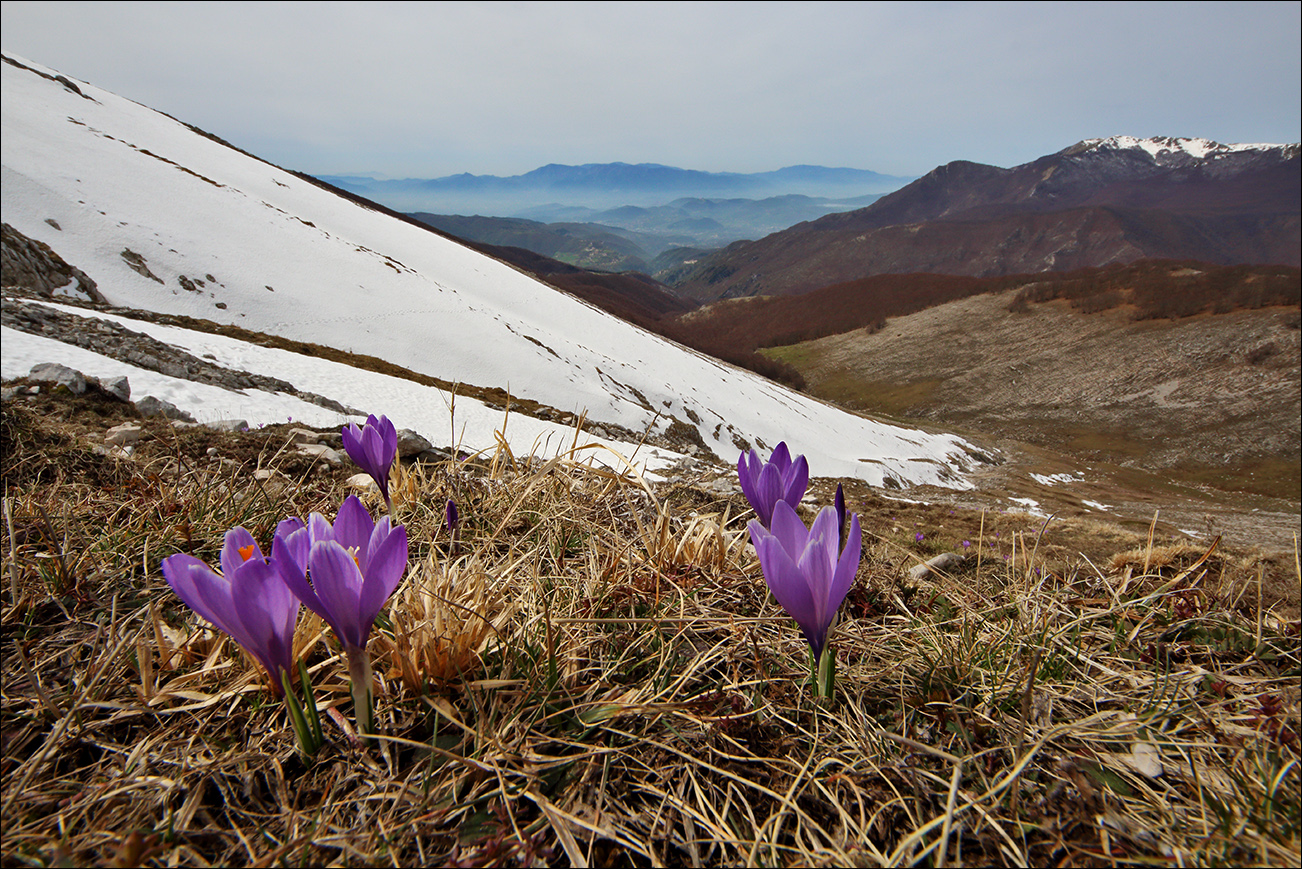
[671,136,1301,300]
[319,163,912,216]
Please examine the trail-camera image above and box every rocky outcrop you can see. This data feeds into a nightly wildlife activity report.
[2,223,104,303]
[1,293,357,416]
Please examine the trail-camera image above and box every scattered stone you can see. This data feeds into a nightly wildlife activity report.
[345,472,380,494]
[206,419,249,433]
[104,422,143,446]
[178,275,199,293]
[135,395,195,422]
[286,427,323,445]
[119,248,164,283]
[98,375,130,402]
[295,443,345,465]
[250,468,294,499]
[206,447,219,457]
[28,362,87,395]
[45,219,61,231]
[907,552,967,581]
[396,428,433,458]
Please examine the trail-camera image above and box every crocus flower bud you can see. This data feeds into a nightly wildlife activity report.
[738,442,809,528]
[342,414,398,510]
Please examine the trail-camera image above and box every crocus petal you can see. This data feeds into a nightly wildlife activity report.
[332,495,374,557]
[782,455,810,507]
[163,554,243,641]
[799,509,840,640]
[768,500,810,562]
[750,520,820,642]
[756,464,789,527]
[228,557,296,682]
[770,442,792,474]
[357,523,407,634]
[219,527,260,579]
[308,539,367,648]
[738,450,760,509]
[273,525,337,627]
[828,513,862,617]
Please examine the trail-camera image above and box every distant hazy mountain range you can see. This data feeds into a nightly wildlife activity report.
[670,136,1301,300]
[408,191,886,273]
[318,162,912,215]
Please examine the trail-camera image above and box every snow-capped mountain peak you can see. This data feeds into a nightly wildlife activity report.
[1065,135,1294,164]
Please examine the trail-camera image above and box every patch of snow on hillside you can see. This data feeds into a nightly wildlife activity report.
[1,52,980,490]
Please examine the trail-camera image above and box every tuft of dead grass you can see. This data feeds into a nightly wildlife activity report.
[2,395,1299,867]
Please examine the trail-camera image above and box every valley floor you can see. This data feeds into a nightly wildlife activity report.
[764,290,1301,554]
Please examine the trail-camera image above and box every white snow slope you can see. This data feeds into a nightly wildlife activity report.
[2,53,980,487]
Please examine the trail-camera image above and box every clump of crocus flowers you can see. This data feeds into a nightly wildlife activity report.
[741,444,861,699]
[162,414,406,750]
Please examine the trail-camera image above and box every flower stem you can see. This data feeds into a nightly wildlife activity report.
[810,645,836,700]
[345,645,374,737]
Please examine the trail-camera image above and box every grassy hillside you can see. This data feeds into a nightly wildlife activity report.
[2,390,1298,866]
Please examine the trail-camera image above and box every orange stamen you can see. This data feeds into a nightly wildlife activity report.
[239,544,256,562]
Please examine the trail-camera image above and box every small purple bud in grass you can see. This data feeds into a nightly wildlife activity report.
[962,540,971,551]
[446,498,461,555]
[342,414,397,510]
[749,501,861,676]
[738,442,809,528]
[834,484,848,553]
[915,532,925,543]
[162,528,298,696]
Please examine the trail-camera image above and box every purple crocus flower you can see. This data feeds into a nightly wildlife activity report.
[272,496,408,652]
[738,442,809,528]
[342,414,398,509]
[162,527,299,696]
[748,500,861,661]
[273,496,407,735]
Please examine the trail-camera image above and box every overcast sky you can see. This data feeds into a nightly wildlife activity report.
[3,1,1299,179]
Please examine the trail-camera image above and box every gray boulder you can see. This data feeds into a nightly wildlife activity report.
[135,395,195,422]
[28,363,87,395]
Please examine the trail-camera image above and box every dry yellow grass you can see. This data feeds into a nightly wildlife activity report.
[2,395,1298,867]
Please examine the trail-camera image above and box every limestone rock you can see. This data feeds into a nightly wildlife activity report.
[907,552,967,581]
[28,363,87,395]
[396,428,433,458]
[104,422,142,446]
[135,395,195,422]
[98,375,131,402]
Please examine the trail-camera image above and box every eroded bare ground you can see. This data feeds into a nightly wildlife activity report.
[767,290,1300,554]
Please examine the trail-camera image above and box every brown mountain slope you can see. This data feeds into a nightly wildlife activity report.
[665,260,1301,357]
[674,138,1301,301]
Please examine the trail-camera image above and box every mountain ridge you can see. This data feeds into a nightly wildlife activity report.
[319,162,913,215]
[672,136,1301,301]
